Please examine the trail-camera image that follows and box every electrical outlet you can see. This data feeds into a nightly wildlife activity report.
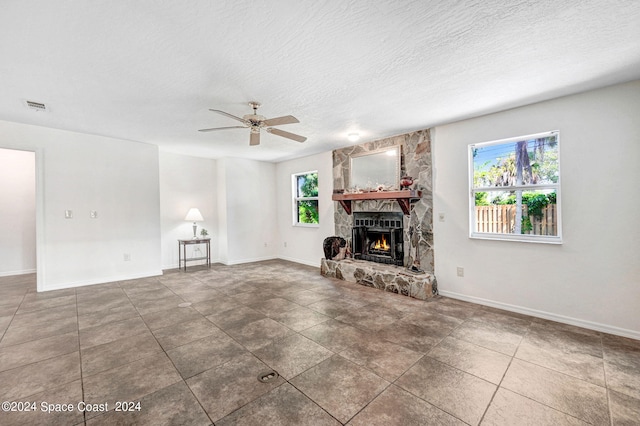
[124,253,131,262]
[456,267,464,277]
[90,210,98,219]
[284,242,287,247]
[65,210,73,219]
[439,213,445,222]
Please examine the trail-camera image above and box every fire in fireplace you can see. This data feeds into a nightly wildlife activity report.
[369,232,391,254]
[352,212,404,266]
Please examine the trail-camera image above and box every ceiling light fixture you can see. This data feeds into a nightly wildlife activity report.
[347,133,360,142]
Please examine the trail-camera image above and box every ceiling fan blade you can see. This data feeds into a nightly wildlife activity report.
[262,115,299,127]
[198,126,247,132]
[267,127,307,143]
[209,109,246,124]
[250,131,260,146]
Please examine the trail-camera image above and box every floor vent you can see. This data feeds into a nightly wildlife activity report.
[257,370,279,383]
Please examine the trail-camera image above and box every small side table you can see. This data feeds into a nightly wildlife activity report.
[178,238,211,271]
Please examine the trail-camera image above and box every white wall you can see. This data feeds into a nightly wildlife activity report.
[0,148,36,276]
[216,159,229,264]
[217,158,278,264]
[433,80,640,338]
[159,152,218,269]
[0,120,162,290]
[276,151,335,267]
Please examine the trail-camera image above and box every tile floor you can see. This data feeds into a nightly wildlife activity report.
[0,260,638,425]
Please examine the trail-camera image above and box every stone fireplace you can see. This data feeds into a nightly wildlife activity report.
[321,129,437,300]
[333,129,434,271]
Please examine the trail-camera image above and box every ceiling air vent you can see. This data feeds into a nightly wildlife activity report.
[25,100,47,111]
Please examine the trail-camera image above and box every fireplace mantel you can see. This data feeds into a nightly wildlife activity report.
[332,190,422,215]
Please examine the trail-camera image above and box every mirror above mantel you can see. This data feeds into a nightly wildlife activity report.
[349,145,401,190]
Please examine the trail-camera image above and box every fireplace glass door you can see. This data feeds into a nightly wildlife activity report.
[352,212,404,266]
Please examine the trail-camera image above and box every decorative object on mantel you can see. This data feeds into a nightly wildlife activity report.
[185,208,204,239]
[375,183,393,192]
[323,236,351,260]
[343,183,396,194]
[332,190,422,215]
[407,225,425,274]
[400,175,414,190]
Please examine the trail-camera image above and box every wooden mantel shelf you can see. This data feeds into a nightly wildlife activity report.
[332,190,422,215]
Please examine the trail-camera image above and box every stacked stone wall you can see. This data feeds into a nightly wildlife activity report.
[332,129,434,272]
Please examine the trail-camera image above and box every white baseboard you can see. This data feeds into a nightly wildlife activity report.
[221,256,278,266]
[438,290,640,340]
[41,270,164,292]
[161,259,220,270]
[164,257,318,269]
[0,268,36,277]
[277,256,320,268]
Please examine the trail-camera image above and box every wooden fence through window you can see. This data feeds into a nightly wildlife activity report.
[475,204,557,235]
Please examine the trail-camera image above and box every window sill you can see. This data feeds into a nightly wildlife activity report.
[470,233,562,244]
[293,223,320,228]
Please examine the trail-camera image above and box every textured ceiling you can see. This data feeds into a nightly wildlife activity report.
[1,0,640,162]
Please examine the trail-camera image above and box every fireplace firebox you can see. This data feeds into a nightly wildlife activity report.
[352,212,404,266]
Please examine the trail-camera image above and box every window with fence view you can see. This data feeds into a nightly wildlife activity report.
[469,131,561,243]
[293,171,319,226]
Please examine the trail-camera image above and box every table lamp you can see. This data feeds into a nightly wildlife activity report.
[185,208,204,239]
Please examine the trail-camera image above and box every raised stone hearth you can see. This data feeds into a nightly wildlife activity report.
[321,258,437,300]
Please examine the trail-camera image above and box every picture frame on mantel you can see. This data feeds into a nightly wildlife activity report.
[349,144,401,189]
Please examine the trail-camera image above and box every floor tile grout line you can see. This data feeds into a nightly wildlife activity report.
[508,352,608,388]
[0,323,82,375]
[74,289,88,426]
[600,333,614,426]
[495,357,609,424]
[381,309,521,426]
[388,355,469,425]
[132,276,218,424]
[476,319,584,425]
[0,287,85,423]
[0,291,30,345]
[477,354,515,425]
[80,275,202,423]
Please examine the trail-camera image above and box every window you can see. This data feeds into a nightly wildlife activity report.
[469,131,561,243]
[293,171,319,226]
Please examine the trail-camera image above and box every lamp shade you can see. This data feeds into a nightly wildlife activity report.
[184,208,204,222]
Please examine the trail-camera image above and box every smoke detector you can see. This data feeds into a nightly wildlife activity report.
[25,100,48,112]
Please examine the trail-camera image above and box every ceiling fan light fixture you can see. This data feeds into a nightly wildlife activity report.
[348,133,360,142]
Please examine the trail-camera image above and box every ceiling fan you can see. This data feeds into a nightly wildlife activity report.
[199,101,307,146]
